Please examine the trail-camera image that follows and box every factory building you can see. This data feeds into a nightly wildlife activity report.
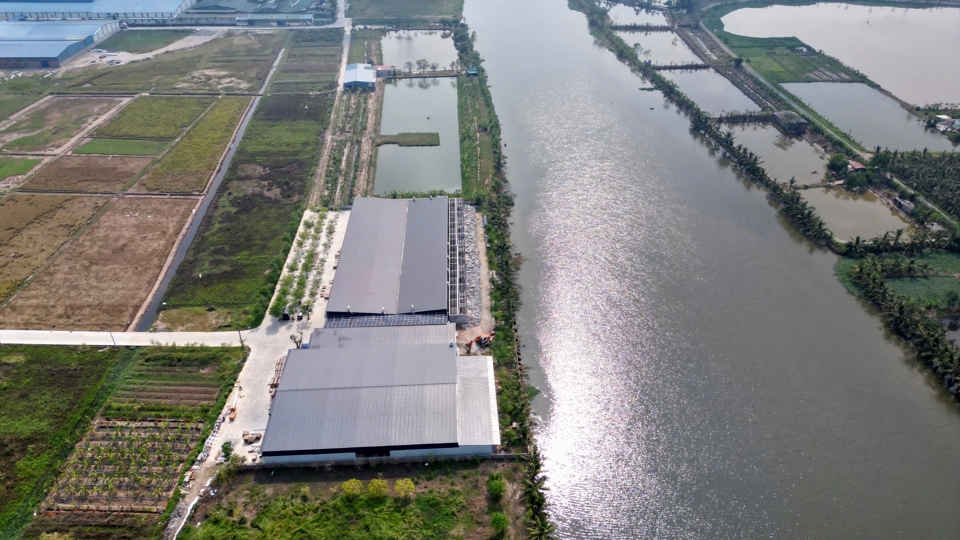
[0,20,119,68]
[324,196,468,327]
[0,0,198,22]
[343,63,376,90]
[260,325,500,463]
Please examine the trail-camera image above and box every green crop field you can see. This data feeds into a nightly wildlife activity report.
[0,95,41,120]
[95,96,214,140]
[0,157,40,180]
[134,97,249,193]
[161,94,334,328]
[888,276,960,304]
[348,29,382,64]
[98,29,193,54]
[73,138,170,156]
[0,346,130,539]
[269,29,343,93]
[347,0,462,21]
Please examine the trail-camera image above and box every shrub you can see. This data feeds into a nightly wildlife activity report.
[486,473,505,501]
[341,479,363,496]
[490,512,509,535]
[368,477,388,497]
[395,478,415,499]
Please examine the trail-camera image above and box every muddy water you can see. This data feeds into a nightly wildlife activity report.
[663,69,760,115]
[801,186,913,240]
[380,31,458,70]
[784,82,956,152]
[615,31,701,64]
[465,0,960,537]
[373,78,460,195]
[727,124,826,184]
[720,2,960,105]
[606,4,667,25]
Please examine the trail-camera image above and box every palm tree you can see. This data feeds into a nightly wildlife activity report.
[528,515,557,540]
[847,236,866,257]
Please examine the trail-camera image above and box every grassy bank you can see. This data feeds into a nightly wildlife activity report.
[160,94,333,329]
[0,346,133,540]
[98,30,194,54]
[377,132,441,146]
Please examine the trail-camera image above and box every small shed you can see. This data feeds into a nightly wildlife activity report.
[847,160,867,173]
[465,66,478,76]
[343,63,376,90]
[374,65,393,77]
[894,197,916,214]
[773,110,809,135]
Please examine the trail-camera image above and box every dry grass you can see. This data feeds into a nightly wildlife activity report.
[0,198,196,331]
[0,97,122,153]
[21,156,152,193]
[0,194,108,302]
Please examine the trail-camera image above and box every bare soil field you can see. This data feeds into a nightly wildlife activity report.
[0,97,123,154]
[0,193,108,302]
[21,155,152,193]
[0,197,196,331]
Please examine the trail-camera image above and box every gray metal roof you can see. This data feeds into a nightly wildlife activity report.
[0,39,80,58]
[456,356,501,446]
[0,20,114,41]
[344,63,376,85]
[0,0,189,15]
[308,323,455,349]
[261,385,458,453]
[327,197,448,316]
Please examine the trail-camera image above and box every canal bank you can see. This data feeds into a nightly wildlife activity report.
[465,0,960,538]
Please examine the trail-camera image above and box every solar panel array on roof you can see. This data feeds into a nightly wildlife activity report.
[324,313,449,328]
[326,197,448,317]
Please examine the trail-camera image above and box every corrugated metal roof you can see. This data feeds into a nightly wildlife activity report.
[261,385,458,454]
[0,39,80,58]
[308,323,455,349]
[0,0,189,14]
[457,356,501,446]
[327,197,448,316]
[277,347,457,392]
[344,63,376,85]
[0,20,115,41]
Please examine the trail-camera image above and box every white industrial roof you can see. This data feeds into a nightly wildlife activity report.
[344,63,376,84]
[0,20,115,41]
[0,39,81,58]
[0,0,189,14]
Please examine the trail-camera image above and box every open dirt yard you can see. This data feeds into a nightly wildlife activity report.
[0,193,109,302]
[20,155,152,193]
[0,197,196,331]
[0,97,123,154]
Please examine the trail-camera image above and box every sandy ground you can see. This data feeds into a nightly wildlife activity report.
[62,30,225,70]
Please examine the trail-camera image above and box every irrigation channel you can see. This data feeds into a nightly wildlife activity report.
[464,0,960,538]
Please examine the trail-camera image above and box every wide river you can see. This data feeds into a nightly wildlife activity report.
[464,0,960,538]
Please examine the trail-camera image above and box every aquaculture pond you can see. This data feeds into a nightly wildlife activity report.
[783,82,956,152]
[605,4,667,25]
[801,186,913,241]
[728,124,826,184]
[614,31,700,65]
[721,2,960,105]
[374,78,461,195]
[380,30,459,71]
[467,0,960,536]
[663,69,760,115]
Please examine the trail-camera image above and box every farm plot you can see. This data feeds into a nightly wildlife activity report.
[97,29,194,54]
[27,347,245,538]
[132,97,249,193]
[21,155,152,193]
[0,97,123,154]
[0,197,196,331]
[0,95,42,120]
[0,193,108,303]
[72,138,170,156]
[0,156,41,191]
[270,30,343,93]
[161,93,333,328]
[94,96,214,140]
[65,32,283,94]
[0,346,127,540]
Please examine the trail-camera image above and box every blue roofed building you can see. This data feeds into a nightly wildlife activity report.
[343,63,376,90]
[0,20,119,68]
[0,0,197,23]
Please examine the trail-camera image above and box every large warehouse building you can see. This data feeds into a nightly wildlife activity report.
[260,325,500,463]
[325,196,468,327]
[0,20,119,68]
[0,0,197,22]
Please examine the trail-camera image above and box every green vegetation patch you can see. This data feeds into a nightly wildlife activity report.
[161,94,333,327]
[347,0,463,21]
[457,48,499,199]
[888,276,960,305]
[136,97,249,193]
[0,346,129,539]
[0,157,40,180]
[95,96,214,140]
[98,29,194,54]
[270,29,343,93]
[882,150,960,221]
[377,132,440,146]
[73,138,170,156]
[348,29,382,64]
[0,95,41,120]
